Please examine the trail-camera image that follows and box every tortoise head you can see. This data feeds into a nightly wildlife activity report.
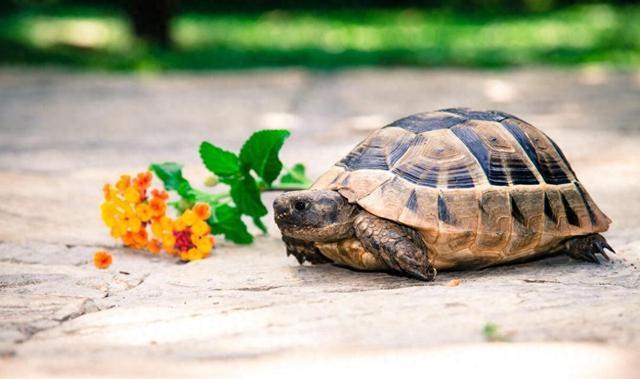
[273,190,358,242]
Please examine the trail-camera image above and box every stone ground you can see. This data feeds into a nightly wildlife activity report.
[1,67,640,378]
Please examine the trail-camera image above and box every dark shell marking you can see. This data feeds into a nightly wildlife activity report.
[341,108,574,188]
[386,113,466,133]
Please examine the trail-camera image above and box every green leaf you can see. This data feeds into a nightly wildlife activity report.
[252,216,268,234]
[280,163,308,185]
[230,174,268,217]
[177,181,196,201]
[149,162,195,201]
[199,142,241,177]
[239,129,290,186]
[209,204,253,244]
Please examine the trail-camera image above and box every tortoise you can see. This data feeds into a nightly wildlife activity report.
[273,108,614,281]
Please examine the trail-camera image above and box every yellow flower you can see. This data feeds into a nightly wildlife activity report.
[151,216,173,239]
[151,220,164,238]
[195,236,213,254]
[191,220,210,237]
[182,210,197,226]
[173,217,187,232]
[124,187,140,204]
[101,202,116,227]
[113,222,127,238]
[160,216,173,230]
[127,216,142,233]
[135,203,152,222]
[162,234,176,251]
[185,248,203,261]
[110,226,122,239]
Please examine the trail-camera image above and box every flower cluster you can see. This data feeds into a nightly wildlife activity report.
[151,203,215,261]
[100,171,215,261]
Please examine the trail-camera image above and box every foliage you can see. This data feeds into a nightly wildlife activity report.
[150,129,311,245]
[482,323,512,342]
[1,4,639,70]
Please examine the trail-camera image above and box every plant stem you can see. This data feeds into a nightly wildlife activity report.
[283,165,313,187]
[191,188,230,202]
[263,184,309,192]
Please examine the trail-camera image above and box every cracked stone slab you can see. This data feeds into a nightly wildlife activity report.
[3,238,638,363]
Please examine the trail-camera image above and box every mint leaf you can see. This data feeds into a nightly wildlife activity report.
[149,162,195,201]
[252,216,268,234]
[199,142,241,177]
[230,174,268,217]
[280,163,308,185]
[209,204,253,244]
[239,129,290,186]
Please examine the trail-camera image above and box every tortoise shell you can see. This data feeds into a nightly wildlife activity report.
[313,108,611,269]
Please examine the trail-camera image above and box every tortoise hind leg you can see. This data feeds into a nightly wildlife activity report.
[354,211,436,281]
[563,233,615,264]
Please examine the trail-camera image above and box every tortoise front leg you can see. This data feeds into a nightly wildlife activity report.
[354,211,436,281]
[282,236,331,265]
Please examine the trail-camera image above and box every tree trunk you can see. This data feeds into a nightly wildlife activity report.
[129,0,174,48]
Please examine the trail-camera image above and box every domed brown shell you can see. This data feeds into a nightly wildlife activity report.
[313,108,611,269]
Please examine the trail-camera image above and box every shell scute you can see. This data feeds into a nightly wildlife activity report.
[338,127,415,171]
[504,189,544,257]
[450,120,540,186]
[475,189,511,252]
[501,117,575,185]
[385,111,466,133]
[391,129,488,189]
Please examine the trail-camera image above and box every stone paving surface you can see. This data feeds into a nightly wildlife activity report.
[1,68,640,378]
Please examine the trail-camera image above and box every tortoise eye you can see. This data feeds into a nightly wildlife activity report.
[294,201,307,211]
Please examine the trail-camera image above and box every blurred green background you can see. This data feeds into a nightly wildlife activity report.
[1,0,639,71]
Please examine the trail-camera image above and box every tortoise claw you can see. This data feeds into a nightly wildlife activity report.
[564,234,614,265]
[601,242,616,254]
[594,242,611,261]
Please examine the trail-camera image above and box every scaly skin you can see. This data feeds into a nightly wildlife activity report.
[562,233,615,264]
[282,235,331,264]
[354,211,436,281]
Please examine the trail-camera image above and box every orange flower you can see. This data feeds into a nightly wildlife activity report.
[94,250,112,269]
[151,189,169,201]
[133,228,148,248]
[121,232,135,247]
[134,171,153,192]
[193,203,211,220]
[147,239,162,254]
[149,197,167,218]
